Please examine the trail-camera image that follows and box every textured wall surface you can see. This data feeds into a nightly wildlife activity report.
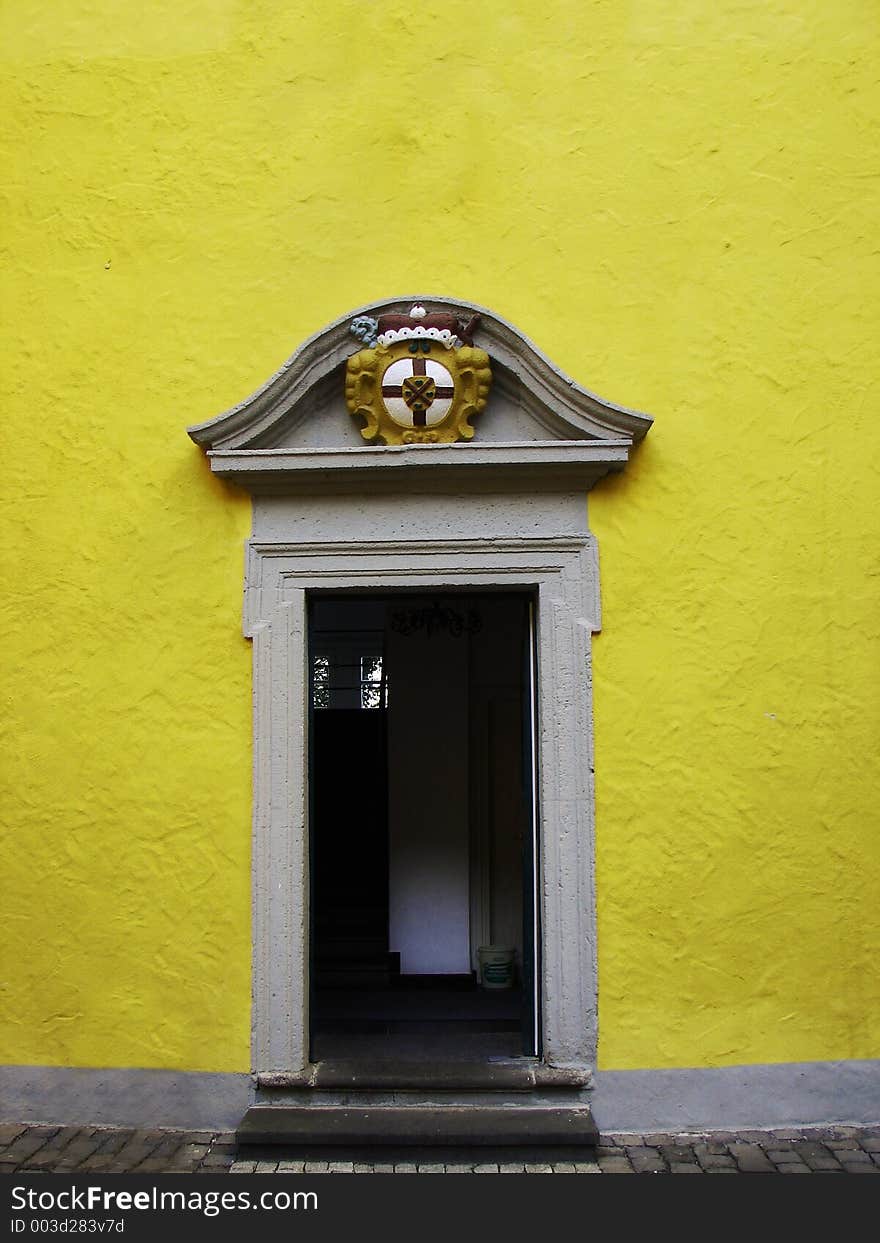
[1,1,877,1073]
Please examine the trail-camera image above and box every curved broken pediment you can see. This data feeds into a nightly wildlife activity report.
[187,296,653,494]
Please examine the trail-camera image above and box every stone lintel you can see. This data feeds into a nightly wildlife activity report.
[206,441,631,495]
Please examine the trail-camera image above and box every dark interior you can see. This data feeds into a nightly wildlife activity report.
[308,593,532,1062]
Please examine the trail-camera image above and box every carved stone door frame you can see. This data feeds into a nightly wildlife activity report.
[244,533,601,1077]
[187,295,652,1100]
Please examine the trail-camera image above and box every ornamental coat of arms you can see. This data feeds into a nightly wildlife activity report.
[344,304,493,445]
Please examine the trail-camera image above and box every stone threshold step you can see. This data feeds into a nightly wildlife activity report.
[237,1105,598,1147]
[258,1060,590,1092]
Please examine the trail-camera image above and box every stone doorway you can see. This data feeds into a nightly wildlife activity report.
[187,295,652,1144]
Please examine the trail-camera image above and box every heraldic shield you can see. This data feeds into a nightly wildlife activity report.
[344,304,493,445]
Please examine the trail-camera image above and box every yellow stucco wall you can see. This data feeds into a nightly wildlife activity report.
[2,2,878,1074]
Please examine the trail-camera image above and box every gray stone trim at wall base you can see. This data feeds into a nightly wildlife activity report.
[0,1066,251,1131]
[2,1060,879,1133]
[592,1060,880,1133]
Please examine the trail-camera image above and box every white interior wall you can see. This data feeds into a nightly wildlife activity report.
[386,610,471,974]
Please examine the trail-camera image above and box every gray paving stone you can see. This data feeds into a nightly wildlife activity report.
[699,1140,733,1156]
[597,1156,635,1172]
[200,1152,236,1168]
[50,1137,102,1161]
[45,1148,96,1168]
[660,1144,698,1162]
[150,1136,184,1157]
[173,1143,211,1163]
[22,1147,74,1168]
[829,1146,871,1161]
[77,1154,125,1171]
[109,1144,157,1164]
[728,1143,777,1173]
[628,1148,668,1174]
[94,1130,139,1155]
[792,1140,834,1160]
[5,1128,61,1160]
[696,1148,735,1168]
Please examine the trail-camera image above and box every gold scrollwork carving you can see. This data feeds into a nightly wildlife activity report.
[345,331,492,447]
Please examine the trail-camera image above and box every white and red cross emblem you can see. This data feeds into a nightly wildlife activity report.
[381,351,455,428]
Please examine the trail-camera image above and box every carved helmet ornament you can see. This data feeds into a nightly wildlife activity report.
[344,304,493,445]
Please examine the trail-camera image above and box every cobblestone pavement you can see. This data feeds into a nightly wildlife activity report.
[1,1123,879,1174]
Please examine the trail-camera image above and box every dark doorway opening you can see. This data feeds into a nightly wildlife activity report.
[308,592,539,1063]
